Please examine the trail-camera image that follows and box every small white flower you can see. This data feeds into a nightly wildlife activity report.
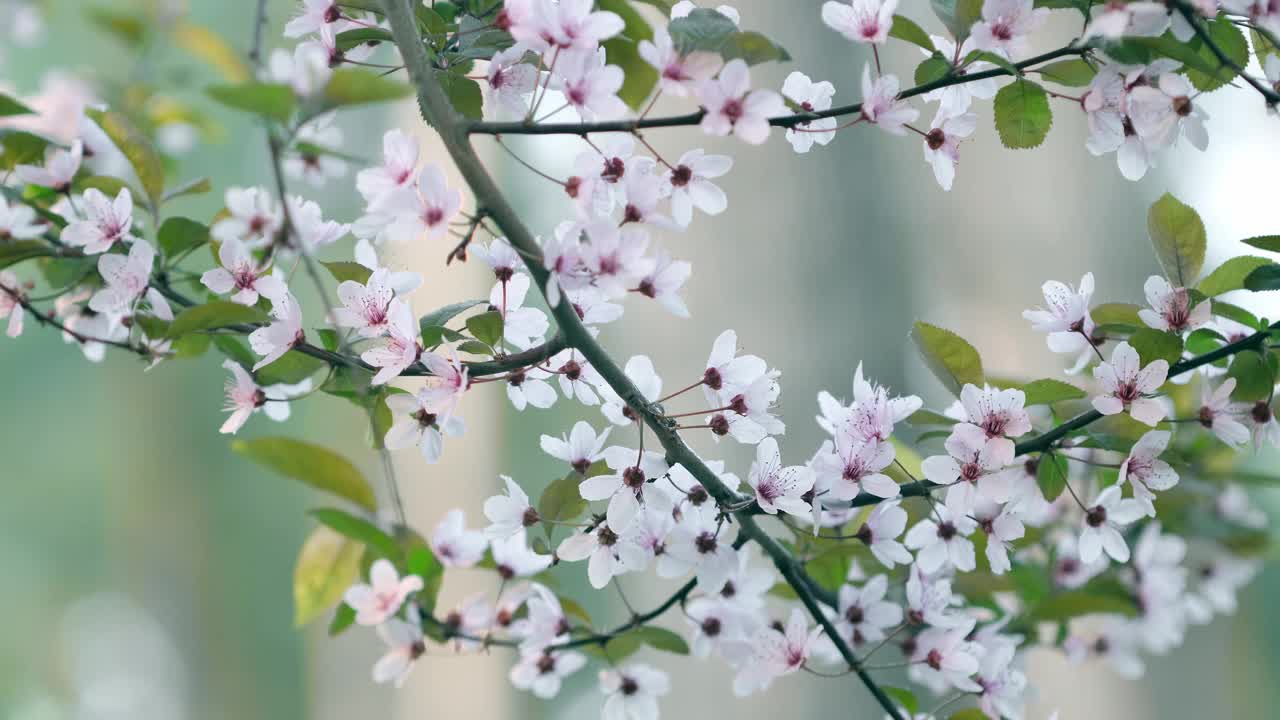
[697,59,786,145]
[1127,73,1209,152]
[860,66,918,135]
[1083,0,1170,39]
[639,27,723,97]
[905,503,978,573]
[732,608,816,696]
[268,41,332,97]
[15,139,81,190]
[357,129,420,209]
[63,187,133,254]
[201,237,286,306]
[89,238,153,314]
[490,273,549,351]
[910,620,984,692]
[284,0,340,38]
[484,475,537,539]
[922,108,977,191]
[781,72,837,153]
[1023,271,1097,362]
[747,437,816,518]
[970,0,1049,58]
[1078,485,1146,564]
[1092,341,1169,426]
[635,249,692,317]
[579,444,670,532]
[0,196,46,240]
[853,500,913,568]
[430,509,488,568]
[541,420,611,473]
[360,300,422,385]
[219,359,264,434]
[492,528,553,578]
[485,47,538,119]
[383,165,464,243]
[971,498,1025,575]
[288,195,349,254]
[957,383,1031,455]
[662,502,739,592]
[510,649,586,699]
[1118,429,1179,515]
[213,186,283,248]
[600,355,662,426]
[599,664,670,720]
[922,424,1012,516]
[836,575,903,649]
[344,558,424,626]
[554,48,628,121]
[549,349,605,405]
[557,522,645,589]
[372,618,425,687]
[1138,275,1210,334]
[666,148,731,227]
[1199,378,1250,446]
[0,272,27,338]
[384,389,466,463]
[821,0,898,44]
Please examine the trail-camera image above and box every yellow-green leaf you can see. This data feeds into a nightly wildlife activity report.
[165,300,267,339]
[85,108,165,209]
[911,321,984,396]
[1148,192,1206,287]
[233,436,378,511]
[1197,256,1274,297]
[294,525,362,627]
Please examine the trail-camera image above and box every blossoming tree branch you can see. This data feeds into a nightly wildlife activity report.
[2,0,1279,717]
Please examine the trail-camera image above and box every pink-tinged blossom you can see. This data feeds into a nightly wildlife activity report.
[911,620,984,692]
[384,389,466,463]
[0,197,46,240]
[905,502,978,573]
[344,558,424,626]
[732,608,817,696]
[554,48,628,121]
[971,497,1025,575]
[484,475,537,539]
[1243,399,1280,449]
[860,66,918,135]
[491,273,549,351]
[1083,0,1170,40]
[671,2,740,24]
[557,521,645,589]
[662,502,739,593]
[383,165,464,243]
[702,329,768,408]
[485,47,539,119]
[1092,341,1169,426]
[922,108,977,191]
[357,129,420,209]
[219,359,265,434]
[0,272,26,338]
[1127,73,1209,152]
[812,429,899,502]
[836,575,903,649]
[430,509,488,568]
[89,238,153,314]
[201,237,286,306]
[970,0,1049,58]
[922,424,1012,515]
[15,139,81,190]
[361,300,422,385]
[249,292,305,371]
[284,114,346,187]
[666,148,731,227]
[905,565,966,628]
[212,187,283,248]
[284,0,340,38]
[580,444,669,532]
[63,187,133,254]
[333,268,397,338]
[288,195,348,253]
[1118,429,1179,515]
[697,59,786,145]
[821,0,898,44]
[781,72,837,153]
[712,369,785,444]
[540,228,590,307]
[922,36,999,113]
[268,42,332,97]
[372,618,425,687]
[419,349,469,417]
[541,420,611,474]
[1199,378,1249,446]
[549,348,605,405]
[639,27,723,97]
[747,437,816,518]
[517,0,624,53]
[956,383,1031,459]
[853,500,913,568]
[636,249,692,317]
[492,529,553,578]
[819,362,922,441]
[471,237,523,281]
[1139,275,1210,333]
[617,160,675,228]
[1079,485,1146,564]
[599,355,661,426]
[510,648,586,699]
[599,664,670,720]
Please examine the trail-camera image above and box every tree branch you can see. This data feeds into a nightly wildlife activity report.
[1172,0,1280,106]
[465,45,1089,136]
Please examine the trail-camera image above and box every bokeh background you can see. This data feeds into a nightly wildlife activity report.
[2,1,1279,718]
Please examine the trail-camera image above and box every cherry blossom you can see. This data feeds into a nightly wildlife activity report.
[484,475,537,538]
[970,0,1049,58]
[639,27,723,97]
[599,664,670,720]
[732,608,815,696]
[549,348,605,405]
[213,187,283,248]
[484,47,539,119]
[911,620,984,692]
[268,41,331,97]
[905,502,978,573]
[671,1,740,24]
[836,575,903,649]
[1083,0,1170,40]
[15,139,81,190]
[821,0,898,44]
[431,509,488,569]
[418,349,469,419]
[331,269,398,337]
[683,597,754,660]
[219,359,265,434]
[820,362,922,442]
[970,497,1025,575]
[0,272,26,338]
[491,529,553,578]
[974,637,1027,719]
[618,162,676,228]
[0,196,46,240]
[1216,483,1267,529]
[1079,485,1146,564]
[580,445,669,533]
[344,558,424,626]
[860,66,918,135]
[781,72,837,153]
[1199,378,1249,446]
[664,148,731,228]
[922,36,999,113]
[711,369,785,444]
[383,165,464,243]
[922,424,1012,515]
[441,594,496,653]
[384,388,466,463]
[746,437,815,518]
[1139,275,1210,333]
[510,649,586,699]
[372,619,425,688]
[357,129,420,209]
[555,48,629,121]
[557,521,645,589]
[1118,429,1179,515]
[1128,72,1209,152]
[361,300,422,385]
[1091,341,1169,426]
[701,329,767,408]
[289,195,349,253]
[662,502,738,592]
[852,500,912,568]
[697,59,786,145]
[813,428,899,501]
[1244,399,1280,448]
[63,187,133,254]
[527,0,623,53]
[636,249,692,316]
[905,565,965,628]
[956,383,1031,460]
[89,238,153,314]
[201,237,286,306]
[284,0,340,38]
[922,108,977,191]
[541,420,611,474]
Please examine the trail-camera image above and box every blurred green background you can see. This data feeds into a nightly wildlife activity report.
[2,1,1278,718]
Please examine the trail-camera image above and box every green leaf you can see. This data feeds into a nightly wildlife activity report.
[1227,351,1273,401]
[85,108,165,209]
[174,333,212,358]
[931,0,984,40]
[38,256,94,289]
[907,409,958,426]
[1244,264,1280,291]
[1148,192,1206,287]
[668,8,737,54]
[328,603,357,636]
[466,310,504,347]
[256,350,327,385]
[1035,58,1097,87]
[1128,36,1233,82]
[720,31,790,65]
[85,5,146,46]
[214,335,257,369]
[583,631,644,662]
[1129,328,1184,367]
[165,300,267,339]
[1028,579,1138,622]
[421,325,467,348]
[1211,300,1260,329]
[294,525,362,627]
[806,548,853,592]
[0,93,34,117]
[207,82,296,123]
[162,176,213,203]
[1185,327,1225,356]
[538,474,588,527]
[598,0,659,111]
[993,79,1052,149]
[157,216,210,259]
[325,68,414,108]
[632,626,690,655]
[1021,378,1086,406]
[322,260,373,285]
[949,709,989,720]
[890,15,936,51]
[963,49,1021,77]
[232,437,377,511]
[911,321,985,396]
[915,54,952,85]
[1187,16,1248,92]
[437,71,485,120]
[311,507,401,560]
[1037,452,1069,501]
[0,130,52,171]
[0,240,51,269]
[1242,235,1280,252]
[335,27,394,52]
[881,687,919,716]
[1197,256,1274,297]
[457,339,493,356]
